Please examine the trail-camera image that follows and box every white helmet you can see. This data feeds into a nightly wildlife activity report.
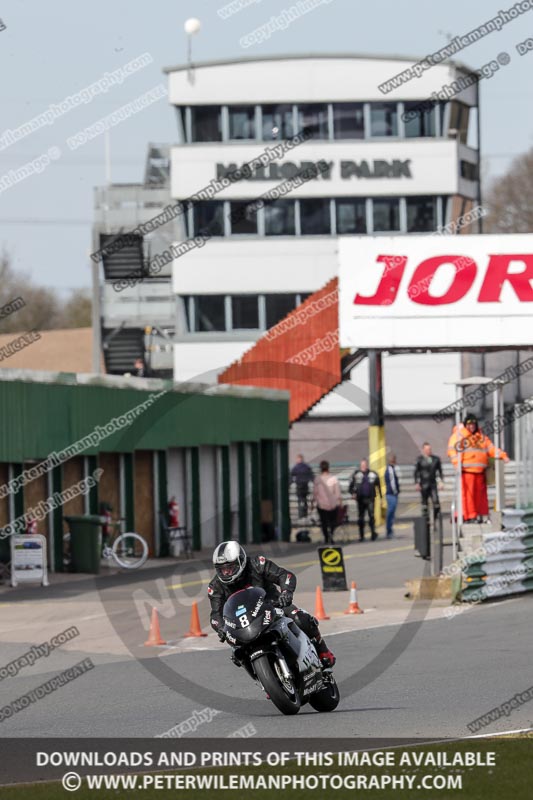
[213,540,247,584]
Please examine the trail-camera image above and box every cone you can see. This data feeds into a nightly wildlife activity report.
[144,607,167,646]
[344,581,364,614]
[314,586,330,620]
[184,601,208,638]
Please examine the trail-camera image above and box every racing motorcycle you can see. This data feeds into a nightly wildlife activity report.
[222,586,340,716]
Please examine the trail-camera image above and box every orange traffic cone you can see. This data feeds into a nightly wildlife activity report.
[314,586,330,620]
[184,601,208,638]
[144,607,167,646]
[344,581,364,614]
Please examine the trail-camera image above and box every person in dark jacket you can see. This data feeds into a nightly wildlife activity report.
[414,442,444,524]
[384,453,400,539]
[290,454,314,518]
[349,459,382,541]
[208,540,335,666]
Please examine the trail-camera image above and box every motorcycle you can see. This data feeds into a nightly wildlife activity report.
[222,586,340,716]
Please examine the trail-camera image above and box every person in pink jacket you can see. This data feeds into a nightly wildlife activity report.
[313,460,342,544]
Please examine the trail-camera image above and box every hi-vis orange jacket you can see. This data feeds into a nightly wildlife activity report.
[447,425,508,473]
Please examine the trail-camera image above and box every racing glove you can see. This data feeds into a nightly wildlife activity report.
[217,629,227,643]
[278,590,293,608]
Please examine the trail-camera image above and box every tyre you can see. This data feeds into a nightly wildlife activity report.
[112,532,148,569]
[309,673,340,712]
[253,655,301,715]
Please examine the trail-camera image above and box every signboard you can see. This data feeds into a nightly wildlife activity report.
[11,534,49,588]
[339,234,533,349]
[171,140,460,199]
[318,546,348,592]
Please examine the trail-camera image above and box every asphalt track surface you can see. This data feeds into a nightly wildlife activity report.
[1,534,532,740]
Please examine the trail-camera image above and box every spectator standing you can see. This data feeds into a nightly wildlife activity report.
[384,453,400,539]
[313,460,341,544]
[414,442,444,525]
[349,459,382,541]
[291,454,314,518]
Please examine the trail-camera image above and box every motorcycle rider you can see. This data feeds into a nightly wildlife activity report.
[208,540,335,667]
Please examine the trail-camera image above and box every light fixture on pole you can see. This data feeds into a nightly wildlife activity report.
[184,18,201,84]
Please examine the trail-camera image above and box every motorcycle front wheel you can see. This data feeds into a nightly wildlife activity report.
[254,655,301,715]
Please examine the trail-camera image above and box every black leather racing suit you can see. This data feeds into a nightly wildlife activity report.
[208,554,322,647]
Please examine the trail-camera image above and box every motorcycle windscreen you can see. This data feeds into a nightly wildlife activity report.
[223,587,270,644]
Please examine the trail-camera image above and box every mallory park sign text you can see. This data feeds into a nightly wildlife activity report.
[216,159,412,181]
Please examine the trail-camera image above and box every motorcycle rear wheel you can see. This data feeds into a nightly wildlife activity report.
[254,655,301,715]
[309,673,340,712]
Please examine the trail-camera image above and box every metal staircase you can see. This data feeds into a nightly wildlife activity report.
[102,327,145,375]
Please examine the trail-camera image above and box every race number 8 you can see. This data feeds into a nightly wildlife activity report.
[239,614,250,627]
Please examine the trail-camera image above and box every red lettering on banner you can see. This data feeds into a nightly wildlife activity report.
[478,254,533,302]
[353,255,407,306]
[408,256,477,305]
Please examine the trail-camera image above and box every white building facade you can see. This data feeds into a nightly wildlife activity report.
[164,54,481,416]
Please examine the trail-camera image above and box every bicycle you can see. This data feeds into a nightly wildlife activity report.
[63,516,149,571]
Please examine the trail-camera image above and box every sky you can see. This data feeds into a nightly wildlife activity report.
[0,0,532,293]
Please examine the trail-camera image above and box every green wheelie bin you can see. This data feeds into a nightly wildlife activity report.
[64,515,103,574]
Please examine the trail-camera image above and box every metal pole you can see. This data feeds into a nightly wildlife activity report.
[91,259,102,374]
[452,384,462,562]
[515,401,521,509]
[494,386,501,513]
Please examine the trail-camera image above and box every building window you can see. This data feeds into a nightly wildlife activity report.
[193,201,224,236]
[232,295,259,329]
[332,103,365,139]
[264,294,297,328]
[370,103,398,137]
[373,198,400,231]
[448,101,469,144]
[195,295,226,332]
[228,106,256,140]
[262,104,294,140]
[190,106,222,142]
[264,200,295,235]
[460,160,479,181]
[298,104,329,139]
[403,103,436,137]
[299,198,331,235]
[406,197,437,232]
[229,201,258,234]
[336,198,367,234]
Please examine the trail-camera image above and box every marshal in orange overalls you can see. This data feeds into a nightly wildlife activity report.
[447,417,509,521]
